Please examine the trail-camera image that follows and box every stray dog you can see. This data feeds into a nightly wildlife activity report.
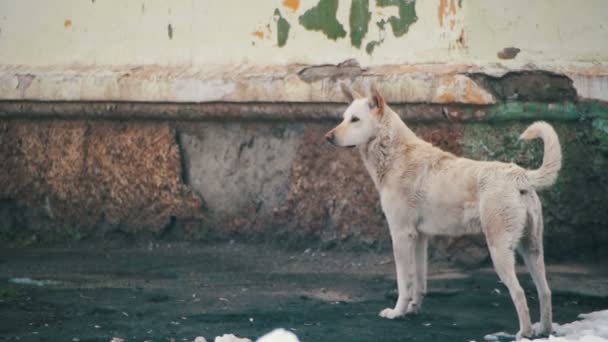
[325,83,561,339]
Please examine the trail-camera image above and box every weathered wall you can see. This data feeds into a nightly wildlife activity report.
[1,116,606,264]
[1,1,608,263]
[1,0,608,66]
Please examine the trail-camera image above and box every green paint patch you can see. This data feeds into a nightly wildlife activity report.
[274,9,291,47]
[366,40,382,54]
[349,0,371,48]
[376,0,417,37]
[365,19,388,54]
[299,0,346,40]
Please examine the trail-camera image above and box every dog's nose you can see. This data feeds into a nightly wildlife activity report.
[325,131,334,143]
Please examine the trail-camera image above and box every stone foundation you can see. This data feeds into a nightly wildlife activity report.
[1,114,606,263]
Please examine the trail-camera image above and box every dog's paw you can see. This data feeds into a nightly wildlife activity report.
[379,308,404,320]
[515,328,533,340]
[405,301,420,314]
[532,323,553,338]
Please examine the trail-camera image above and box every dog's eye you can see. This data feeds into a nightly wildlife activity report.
[351,116,360,123]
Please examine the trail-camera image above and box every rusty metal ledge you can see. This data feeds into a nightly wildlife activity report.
[1,100,602,123]
[0,101,465,122]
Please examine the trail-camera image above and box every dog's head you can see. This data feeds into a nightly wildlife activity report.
[325,83,385,148]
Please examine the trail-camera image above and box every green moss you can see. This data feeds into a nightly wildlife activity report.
[462,122,608,260]
[349,0,371,48]
[0,287,21,299]
[274,9,291,47]
[376,0,417,37]
[592,119,608,153]
[483,102,580,122]
[585,101,608,119]
[299,0,346,40]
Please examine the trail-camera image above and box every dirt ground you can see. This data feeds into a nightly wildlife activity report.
[0,241,607,342]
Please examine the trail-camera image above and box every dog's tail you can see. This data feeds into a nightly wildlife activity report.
[519,121,562,190]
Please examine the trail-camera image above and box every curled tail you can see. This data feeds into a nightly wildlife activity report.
[519,121,562,190]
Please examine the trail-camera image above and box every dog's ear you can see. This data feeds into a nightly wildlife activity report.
[340,83,362,103]
[369,83,385,115]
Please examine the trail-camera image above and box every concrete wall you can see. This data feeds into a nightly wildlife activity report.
[1,1,608,263]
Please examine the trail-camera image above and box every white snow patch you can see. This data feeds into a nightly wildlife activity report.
[9,277,61,287]
[256,329,300,342]
[484,332,516,341]
[485,310,608,342]
[214,334,252,342]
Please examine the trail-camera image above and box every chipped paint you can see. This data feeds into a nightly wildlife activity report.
[274,9,291,47]
[0,1,606,66]
[497,47,521,60]
[167,24,173,39]
[282,0,300,12]
[365,40,381,55]
[252,30,265,40]
[437,0,456,28]
[436,75,495,105]
[298,0,346,41]
[349,0,371,48]
[376,0,417,37]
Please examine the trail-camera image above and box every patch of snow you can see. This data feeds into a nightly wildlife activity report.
[214,334,252,342]
[524,310,608,342]
[194,337,207,342]
[256,329,300,342]
[9,277,61,287]
[486,310,608,342]
[484,331,516,341]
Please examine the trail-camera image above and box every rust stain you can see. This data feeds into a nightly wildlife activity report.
[463,80,487,105]
[449,0,457,15]
[282,0,300,11]
[252,30,265,39]
[64,19,72,28]
[438,0,457,28]
[438,93,456,103]
[438,0,446,26]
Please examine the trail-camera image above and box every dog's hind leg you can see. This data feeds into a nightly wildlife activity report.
[415,233,428,305]
[517,198,552,336]
[487,241,533,339]
[481,195,532,339]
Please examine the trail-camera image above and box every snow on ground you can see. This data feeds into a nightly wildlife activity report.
[485,310,608,342]
[202,329,300,342]
[256,328,300,342]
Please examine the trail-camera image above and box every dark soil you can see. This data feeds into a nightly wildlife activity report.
[0,242,607,342]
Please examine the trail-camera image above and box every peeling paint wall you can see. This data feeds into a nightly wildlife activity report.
[1,0,608,67]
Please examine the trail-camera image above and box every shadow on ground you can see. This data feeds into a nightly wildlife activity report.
[0,242,607,342]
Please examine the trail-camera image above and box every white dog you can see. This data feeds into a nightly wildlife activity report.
[325,83,561,339]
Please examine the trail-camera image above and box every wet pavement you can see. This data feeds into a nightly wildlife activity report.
[0,242,607,342]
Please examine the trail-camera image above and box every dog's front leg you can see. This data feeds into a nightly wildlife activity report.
[380,229,418,319]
